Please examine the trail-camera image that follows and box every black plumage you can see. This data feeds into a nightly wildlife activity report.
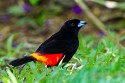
[9,19,87,67]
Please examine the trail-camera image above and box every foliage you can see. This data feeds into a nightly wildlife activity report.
[0,32,125,83]
[93,0,125,10]
[0,0,125,83]
[29,0,40,6]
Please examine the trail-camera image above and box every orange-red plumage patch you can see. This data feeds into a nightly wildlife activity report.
[30,53,63,66]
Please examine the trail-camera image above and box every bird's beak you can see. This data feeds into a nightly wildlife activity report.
[77,21,87,27]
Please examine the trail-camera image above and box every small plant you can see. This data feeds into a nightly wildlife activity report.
[0,32,125,83]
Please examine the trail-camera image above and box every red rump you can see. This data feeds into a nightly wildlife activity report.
[43,53,63,66]
[30,53,63,66]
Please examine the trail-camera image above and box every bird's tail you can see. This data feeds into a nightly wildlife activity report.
[9,56,35,67]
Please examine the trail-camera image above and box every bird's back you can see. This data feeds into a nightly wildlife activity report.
[36,31,79,54]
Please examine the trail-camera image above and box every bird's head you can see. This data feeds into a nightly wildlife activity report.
[61,19,87,32]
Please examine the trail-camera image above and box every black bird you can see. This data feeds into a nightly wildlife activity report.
[9,19,87,67]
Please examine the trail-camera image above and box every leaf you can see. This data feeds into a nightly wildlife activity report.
[16,18,27,27]
[28,62,38,76]
[78,34,86,50]
[7,6,24,16]
[30,0,40,5]
[7,35,14,56]
[34,72,47,82]
[6,67,18,83]
[119,36,125,42]
[36,13,47,26]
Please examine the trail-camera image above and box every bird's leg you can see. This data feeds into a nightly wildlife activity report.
[19,64,26,74]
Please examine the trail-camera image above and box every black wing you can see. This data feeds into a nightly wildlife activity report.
[62,49,77,64]
[36,32,78,54]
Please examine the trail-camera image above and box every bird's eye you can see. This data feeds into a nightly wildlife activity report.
[71,23,75,27]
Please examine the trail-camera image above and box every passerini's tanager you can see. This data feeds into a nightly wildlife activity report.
[9,19,87,67]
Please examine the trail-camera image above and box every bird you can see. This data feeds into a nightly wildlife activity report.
[9,19,87,67]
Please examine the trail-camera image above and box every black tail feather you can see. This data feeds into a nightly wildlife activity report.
[9,56,35,67]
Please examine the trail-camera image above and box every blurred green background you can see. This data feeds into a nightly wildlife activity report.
[0,0,125,83]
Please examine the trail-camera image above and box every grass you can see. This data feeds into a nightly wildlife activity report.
[0,31,125,83]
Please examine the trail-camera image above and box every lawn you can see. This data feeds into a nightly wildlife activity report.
[0,31,125,83]
[0,0,125,83]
